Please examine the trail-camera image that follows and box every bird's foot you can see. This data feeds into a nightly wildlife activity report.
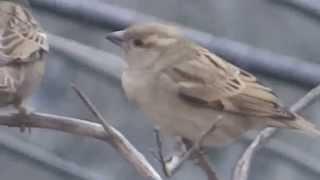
[16,106,33,133]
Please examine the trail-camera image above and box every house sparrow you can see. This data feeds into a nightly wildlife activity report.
[106,23,320,147]
[0,1,49,131]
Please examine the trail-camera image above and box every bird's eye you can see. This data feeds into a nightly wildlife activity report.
[133,39,144,47]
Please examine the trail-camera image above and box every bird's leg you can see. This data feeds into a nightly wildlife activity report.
[162,137,194,175]
[151,128,172,177]
[174,136,189,157]
[14,101,32,133]
[164,118,221,176]
[181,138,218,180]
[181,138,206,159]
[182,116,223,159]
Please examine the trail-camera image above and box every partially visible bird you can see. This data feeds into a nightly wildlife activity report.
[106,23,320,147]
[0,1,49,131]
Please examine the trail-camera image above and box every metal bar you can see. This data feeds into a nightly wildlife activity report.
[48,33,124,81]
[0,132,104,180]
[29,0,320,88]
[270,0,320,18]
[29,0,149,30]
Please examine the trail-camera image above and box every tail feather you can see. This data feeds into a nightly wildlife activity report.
[287,114,320,136]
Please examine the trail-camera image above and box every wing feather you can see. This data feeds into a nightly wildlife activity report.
[0,2,48,65]
[165,47,294,120]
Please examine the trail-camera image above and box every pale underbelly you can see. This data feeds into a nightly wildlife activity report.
[16,60,45,100]
[0,60,45,106]
[122,72,264,147]
[144,95,263,146]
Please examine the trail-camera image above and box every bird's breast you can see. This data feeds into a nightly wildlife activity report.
[122,70,155,104]
[122,70,205,135]
[16,59,46,99]
[121,70,262,147]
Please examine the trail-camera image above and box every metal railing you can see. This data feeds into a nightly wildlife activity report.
[3,0,320,179]
[29,0,320,88]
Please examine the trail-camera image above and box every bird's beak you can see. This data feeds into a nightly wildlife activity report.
[105,30,126,46]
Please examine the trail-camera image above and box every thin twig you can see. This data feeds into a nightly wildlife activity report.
[71,84,112,132]
[152,128,170,177]
[156,116,222,178]
[233,84,320,180]
[195,153,219,180]
[290,85,320,112]
[71,85,162,180]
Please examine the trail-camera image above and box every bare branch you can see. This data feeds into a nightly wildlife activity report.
[233,84,320,180]
[154,116,222,179]
[290,85,320,112]
[0,111,162,180]
[70,85,162,180]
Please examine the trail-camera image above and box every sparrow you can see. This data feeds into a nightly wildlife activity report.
[0,1,49,131]
[106,23,320,147]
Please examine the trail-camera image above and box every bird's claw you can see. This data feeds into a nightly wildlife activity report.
[16,106,33,133]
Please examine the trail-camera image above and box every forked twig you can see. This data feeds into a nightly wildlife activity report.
[71,84,162,180]
[233,84,320,180]
[154,116,223,179]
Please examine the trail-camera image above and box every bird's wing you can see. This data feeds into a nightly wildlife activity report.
[0,2,49,65]
[165,47,294,120]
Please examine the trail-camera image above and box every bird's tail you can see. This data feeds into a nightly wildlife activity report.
[287,114,320,136]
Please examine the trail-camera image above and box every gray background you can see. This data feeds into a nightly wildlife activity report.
[1,0,320,180]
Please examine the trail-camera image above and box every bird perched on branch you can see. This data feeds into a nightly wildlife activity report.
[106,23,320,147]
[0,1,49,132]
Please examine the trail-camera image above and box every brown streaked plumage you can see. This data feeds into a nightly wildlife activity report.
[0,1,49,131]
[106,23,320,147]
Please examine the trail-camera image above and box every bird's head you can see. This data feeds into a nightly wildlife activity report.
[106,23,184,69]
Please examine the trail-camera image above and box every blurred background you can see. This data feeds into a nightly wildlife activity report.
[1,0,320,179]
